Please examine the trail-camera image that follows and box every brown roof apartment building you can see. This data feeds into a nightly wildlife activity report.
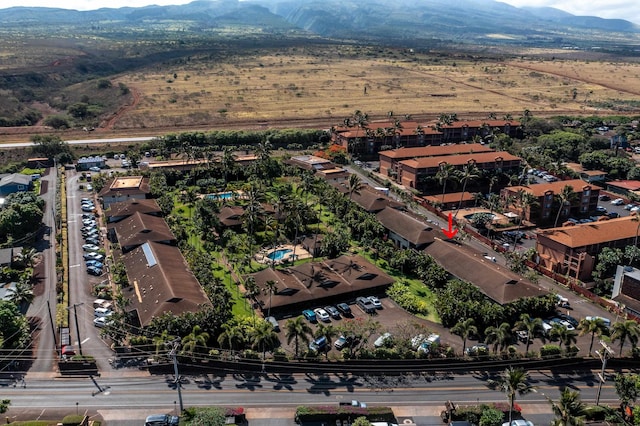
[536,216,640,281]
[105,198,163,223]
[98,176,151,209]
[502,179,600,225]
[379,143,493,179]
[398,151,521,191]
[108,211,176,253]
[121,242,211,328]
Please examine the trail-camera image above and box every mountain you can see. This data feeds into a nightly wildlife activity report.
[0,0,639,46]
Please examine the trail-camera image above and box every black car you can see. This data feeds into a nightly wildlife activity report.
[336,303,352,316]
[87,266,103,276]
[84,238,100,246]
[599,194,611,201]
[557,313,579,327]
[324,305,341,319]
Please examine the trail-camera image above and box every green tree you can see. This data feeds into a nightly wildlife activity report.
[185,406,226,426]
[7,278,34,311]
[488,367,532,426]
[514,314,544,353]
[550,324,577,352]
[578,317,609,355]
[451,318,477,355]
[611,319,640,356]
[285,316,312,358]
[352,417,372,426]
[250,319,279,359]
[553,185,578,227]
[0,400,10,415]
[180,325,210,360]
[485,322,512,354]
[436,162,458,204]
[479,407,504,426]
[0,301,30,349]
[548,388,586,426]
[614,373,640,412]
[454,163,480,217]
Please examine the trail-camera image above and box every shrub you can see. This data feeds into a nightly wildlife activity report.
[295,405,395,424]
[61,414,85,425]
[480,408,504,426]
[540,344,562,358]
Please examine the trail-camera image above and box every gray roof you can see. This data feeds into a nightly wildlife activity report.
[376,208,436,246]
[0,173,31,187]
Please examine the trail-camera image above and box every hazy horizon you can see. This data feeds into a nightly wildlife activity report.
[0,0,638,26]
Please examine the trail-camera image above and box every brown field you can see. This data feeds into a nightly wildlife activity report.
[109,45,640,131]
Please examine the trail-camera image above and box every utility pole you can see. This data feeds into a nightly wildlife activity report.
[595,340,613,405]
[67,303,84,355]
[167,338,184,413]
[47,300,59,357]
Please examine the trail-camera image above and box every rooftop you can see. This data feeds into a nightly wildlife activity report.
[380,143,493,159]
[507,179,597,197]
[537,216,639,248]
[400,151,521,169]
[376,207,436,246]
[110,176,144,190]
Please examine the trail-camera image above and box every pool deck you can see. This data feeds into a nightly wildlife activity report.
[452,207,511,226]
[255,244,312,265]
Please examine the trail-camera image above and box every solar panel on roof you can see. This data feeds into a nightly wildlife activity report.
[141,242,157,267]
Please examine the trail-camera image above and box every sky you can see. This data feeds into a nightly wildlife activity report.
[0,0,639,25]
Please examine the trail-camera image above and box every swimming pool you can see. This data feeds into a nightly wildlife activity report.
[267,248,293,261]
[206,191,234,200]
[464,212,496,221]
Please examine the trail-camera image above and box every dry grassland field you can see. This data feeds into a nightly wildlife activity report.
[108,45,640,130]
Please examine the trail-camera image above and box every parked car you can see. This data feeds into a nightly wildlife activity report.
[503,420,534,426]
[607,212,620,218]
[81,205,95,212]
[336,303,352,316]
[314,308,331,322]
[82,244,100,252]
[266,316,280,332]
[84,238,100,246]
[89,166,101,172]
[309,336,328,352]
[585,316,611,327]
[94,307,112,318]
[356,296,376,314]
[93,317,112,328]
[374,332,392,348]
[557,313,578,327]
[367,295,382,309]
[87,266,103,276]
[417,334,440,353]
[611,198,625,205]
[465,343,489,356]
[302,309,317,322]
[598,194,611,201]
[144,414,179,426]
[86,260,103,269]
[83,252,104,261]
[334,335,350,350]
[324,305,341,319]
[86,184,93,191]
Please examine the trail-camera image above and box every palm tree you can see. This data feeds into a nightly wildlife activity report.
[578,317,610,355]
[484,322,512,354]
[551,325,577,352]
[553,185,577,228]
[217,322,246,352]
[436,162,458,205]
[180,325,210,360]
[314,323,338,358]
[451,318,477,355]
[513,314,543,353]
[513,189,538,250]
[263,280,278,319]
[488,366,532,426]
[285,316,312,358]
[251,319,279,360]
[17,247,38,269]
[7,278,34,309]
[454,163,480,217]
[611,319,640,356]
[347,173,362,201]
[221,146,236,186]
[548,388,586,426]
[153,330,175,357]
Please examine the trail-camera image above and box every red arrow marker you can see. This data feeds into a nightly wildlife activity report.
[442,213,458,239]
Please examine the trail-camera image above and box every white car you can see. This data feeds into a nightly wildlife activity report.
[94,307,113,318]
[93,317,112,328]
[82,244,101,252]
[367,296,382,309]
[374,332,392,348]
[611,198,624,205]
[313,308,331,322]
[89,166,101,172]
[503,420,534,426]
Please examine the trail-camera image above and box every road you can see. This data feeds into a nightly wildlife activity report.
[1,369,619,425]
[0,136,156,149]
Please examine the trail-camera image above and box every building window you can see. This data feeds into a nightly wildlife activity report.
[17,185,25,190]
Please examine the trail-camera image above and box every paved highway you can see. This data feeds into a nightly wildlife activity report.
[0,136,156,149]
[3,370,619,425]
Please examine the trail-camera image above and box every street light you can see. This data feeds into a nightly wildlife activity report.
[595,340,613,405]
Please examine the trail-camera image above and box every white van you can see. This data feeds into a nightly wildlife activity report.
[94,307,112,318]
